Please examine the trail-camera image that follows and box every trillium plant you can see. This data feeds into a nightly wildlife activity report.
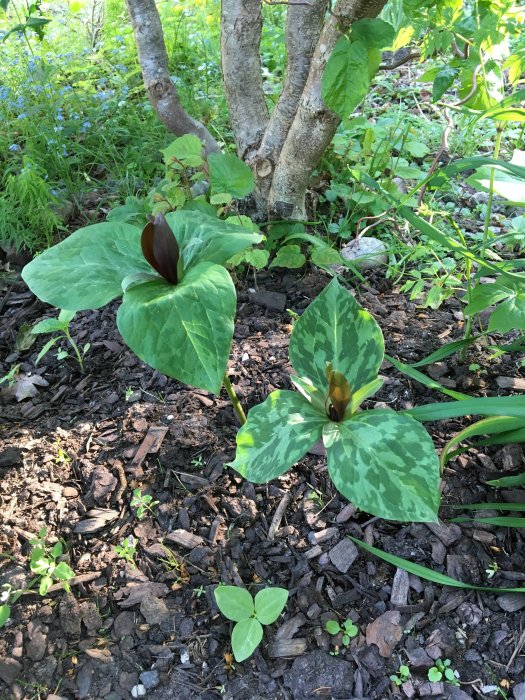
[230,279,441,523]
[22,211,261,398]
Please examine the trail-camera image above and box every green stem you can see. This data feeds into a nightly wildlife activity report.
[483,125,504,245]
[453,223,473,361]
[64,331,84,372]
[222,373,246,425]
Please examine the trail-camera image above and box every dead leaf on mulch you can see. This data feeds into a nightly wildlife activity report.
[0,372,49,402]
[365,610,403,657]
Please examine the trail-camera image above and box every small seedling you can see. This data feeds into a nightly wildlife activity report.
[0,363,21,387]
[29,528,75,596]
[325,618,359,646]
[114,536,137,567]
[32,309,90,372]
[214,585,288,662]
[390,664,411,686]
[193,585,205,598]
[0,584,23,629]
[130,488,159,520]
[428,658,460,686]
[486,561,499,579]
[191,455,205,468]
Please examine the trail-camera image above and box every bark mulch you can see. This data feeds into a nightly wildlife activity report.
[1,261,524,700]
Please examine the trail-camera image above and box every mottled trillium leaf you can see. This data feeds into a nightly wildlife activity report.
[229,391,326,482]
[289,279,384,394]
[323,410,440,522]
[165,210,262,272]
[290,375,326,414]
[141,213,180,284]
[254,588,289,625]
[22,222,149,310]
[117,262,235,395]
[232,618,263,662]
[214,586,254,622]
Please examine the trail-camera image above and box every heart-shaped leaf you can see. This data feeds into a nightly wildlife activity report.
[324,410,440,522]
[229,390,326,482]
[117,262,236,394]
[290,279,384,394]
[22,222,149,310]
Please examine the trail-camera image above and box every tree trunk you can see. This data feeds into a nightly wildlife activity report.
[126,0,388,219]
[125,0,220,155]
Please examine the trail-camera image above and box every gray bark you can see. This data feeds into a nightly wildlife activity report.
[251,0,327,214]
[125,0,219,154]
[268,0,389,219]
[221,0,269,159]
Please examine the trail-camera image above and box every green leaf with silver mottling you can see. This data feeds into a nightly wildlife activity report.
[22,223,149,311]
[290,279,384,394]
[231,618,263,662]
[290,375,326,415]
[229,391,326,482]
[165,210,262,272]
[324,410,440,522]
[117,262,235,395]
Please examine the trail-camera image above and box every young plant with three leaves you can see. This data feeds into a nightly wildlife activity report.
[214,585,288,662]
[31,309,90,371]
[22,210,261,404]
[28,527,75,596]
[230,278,441,523]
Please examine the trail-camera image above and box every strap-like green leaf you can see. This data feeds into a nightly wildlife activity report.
[325,410,440,522]
[350,537,525,593]
[441,416,525,466]
[117,262,235,394]
[289,279,384,394]
[22,223,149,310]
[405,396,525,422]
[229,391,326,482]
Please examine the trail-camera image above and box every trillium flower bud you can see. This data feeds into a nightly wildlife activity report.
[325,362,351,421]
[141,213,180,284]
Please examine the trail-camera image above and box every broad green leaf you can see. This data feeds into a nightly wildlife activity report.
[325,410,440,522]
[231,618,263,662]
[214,586,254,621]
[432,66,458,102]
[229,249,270,270]
[322,38,370,119]
[386,354,470,401]
[229,391,326,482]
[254,588,288,625]
[54,562,75,580]
[210,192,233,205]
[50,542,63,559]
[165,211,262,271]
[161,134,203,167]
[117,262,235,394]
[309,245,343,267]
[405,396,525,422]
[269,244,306,269]
[208,153,255,198]
[351,18,395,48]
[349,537,525,592]
[405,141,430,158]
[467,152,525,204]
[289,279,384,394]
[489,293,525,333]
[22,223,148,311]
[39,575,53,596]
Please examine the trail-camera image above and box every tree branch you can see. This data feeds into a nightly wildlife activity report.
[125,0,219,154]
[221,0,269,158]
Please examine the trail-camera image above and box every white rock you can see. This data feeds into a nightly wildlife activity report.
[131,685,147,698]
[339,236,388,270]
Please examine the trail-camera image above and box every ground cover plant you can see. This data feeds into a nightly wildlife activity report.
[2,0,525,697]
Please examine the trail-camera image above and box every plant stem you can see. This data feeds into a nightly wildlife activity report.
[483,124,504,245]
[64,331,84,372]
[222,373,246,425]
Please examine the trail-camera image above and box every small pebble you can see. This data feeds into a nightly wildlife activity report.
[131,685,146,698]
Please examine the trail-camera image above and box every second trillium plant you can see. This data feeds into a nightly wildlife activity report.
[230,279,441,523]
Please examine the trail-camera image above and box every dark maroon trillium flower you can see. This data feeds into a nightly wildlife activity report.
[141,213,180,284]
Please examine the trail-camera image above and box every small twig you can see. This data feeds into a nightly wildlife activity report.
[268,492,292,541]
[22,571,103,596]
[379,51,420,71]
[506,628,525,671]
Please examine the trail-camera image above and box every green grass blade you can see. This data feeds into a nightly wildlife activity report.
[349,537,525,592]
[441,416,524,466]
[486,472,525,487]
[409,337,480,368]
[449,502,525,511]
[404,396,525,422]
[450,516,525,527]
[386,354,470,400]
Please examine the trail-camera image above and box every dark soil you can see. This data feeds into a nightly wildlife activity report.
[1,260,525,700]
